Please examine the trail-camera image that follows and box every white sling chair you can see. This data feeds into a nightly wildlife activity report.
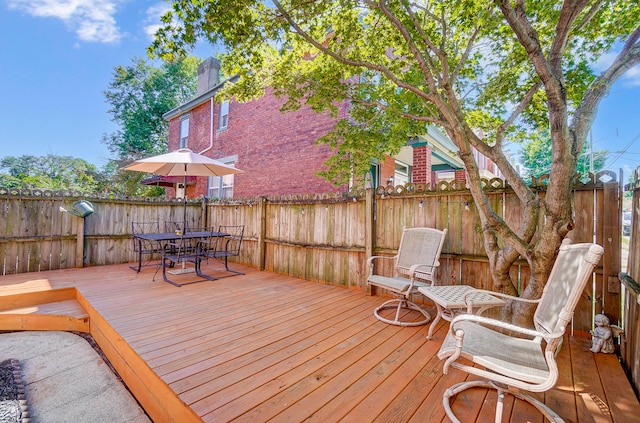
[437,239,604,423]
[367,227,447,326]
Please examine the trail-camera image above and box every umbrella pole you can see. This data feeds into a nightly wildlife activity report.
[183,164,188,231]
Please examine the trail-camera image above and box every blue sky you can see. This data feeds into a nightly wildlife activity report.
[0,0,214,169]
[1,1,639,180]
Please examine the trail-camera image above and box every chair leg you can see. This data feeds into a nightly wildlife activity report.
[373,298,431,327]
[161,257,184,287]
[393,300,403,323]
[443,380,566,423]
[495,388,505,423]
[211,254,245,278]
[222,255,244,275]
[195,257,218,282]
[161,257,218,287]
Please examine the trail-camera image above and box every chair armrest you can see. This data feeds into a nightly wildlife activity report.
[406,262,440,288]
[366,255,398,277]
[449,313,565,341]
[408,261,439,274]
[442,313,565,375]
[366,255,398,265]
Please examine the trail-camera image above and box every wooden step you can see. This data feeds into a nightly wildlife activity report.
[0,288,89,332]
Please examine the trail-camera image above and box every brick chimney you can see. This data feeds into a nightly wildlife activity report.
[197,57,221,95]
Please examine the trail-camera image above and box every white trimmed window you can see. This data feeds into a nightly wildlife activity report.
[394,161,410,185]
[208,156,237,199]
[179,115,190,148]
[218,101,229,130]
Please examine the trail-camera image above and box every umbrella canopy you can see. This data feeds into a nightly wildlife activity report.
[123,148,243,177]
[141,175,197,188]
[123,148,244,230]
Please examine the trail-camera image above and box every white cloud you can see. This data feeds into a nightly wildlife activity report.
[623,65,640,87]
[143,3,171,41]
[7,0,123,43]
[592,51,617,71]
[592,49,640,88]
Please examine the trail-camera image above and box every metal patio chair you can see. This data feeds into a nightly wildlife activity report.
[131,221,162,272]
[197,225,245,277]
[437,239,604,423]
[160,227,216,287]
[366,227,447,326]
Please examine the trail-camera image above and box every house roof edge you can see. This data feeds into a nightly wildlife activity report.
[163,75,239,121]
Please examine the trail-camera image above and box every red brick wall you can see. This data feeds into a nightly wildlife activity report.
[380,155,395,185]
[167,89,350,197]
[188,99,214,153]
[411,145,432,185]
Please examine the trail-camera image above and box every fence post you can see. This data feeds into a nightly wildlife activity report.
[258,196,267,270]
[75,217,84,268]
[201,198,208,228]
[365,188,374,294]
[603,180,621,325]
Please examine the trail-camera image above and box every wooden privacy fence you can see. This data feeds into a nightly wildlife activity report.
[209,170,623,333]
[0,170,624,333]
[620,166,640,396]
[0,188,204,272]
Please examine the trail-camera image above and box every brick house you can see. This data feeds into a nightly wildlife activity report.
[162,58,500,199]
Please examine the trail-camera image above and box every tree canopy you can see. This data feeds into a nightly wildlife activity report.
[521,130,608,180]
[103,56,199,196]
[150,0,640,324]
[0,155,108,192]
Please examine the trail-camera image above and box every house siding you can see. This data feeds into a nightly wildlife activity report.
[380,156,395,185]
[167,88,350,198]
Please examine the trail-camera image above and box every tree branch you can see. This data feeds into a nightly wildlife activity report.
[370,0,441,91]
[574,0,606,32]
[451,16,485,84]
[350,98,448,127]
[399,1,444,86]
[456,146,532,260]
[495,79,542,149]
[573,25,640,138]
[549,0,590,72]
[495,0,559,94]
[272,1,438,106]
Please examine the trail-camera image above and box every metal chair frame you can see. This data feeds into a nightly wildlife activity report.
[131,221,162,272]
[437,240,604,423]
[198,225,245,277]
[366,227,447,326]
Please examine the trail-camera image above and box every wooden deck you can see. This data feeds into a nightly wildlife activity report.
[1,262,638,422]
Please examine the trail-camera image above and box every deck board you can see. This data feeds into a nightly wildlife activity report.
[0,298,87,317]
[1,262,638,423]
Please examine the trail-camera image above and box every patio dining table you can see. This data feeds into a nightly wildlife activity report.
[131,230,228,273]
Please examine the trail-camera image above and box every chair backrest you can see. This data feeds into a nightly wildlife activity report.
[395,227,447,283]
[132,221,160,235]
[165,221,183,233]
[534,239,604,339]
[132,221,160,253]
[217,225,244,257]
[165,228,204,259]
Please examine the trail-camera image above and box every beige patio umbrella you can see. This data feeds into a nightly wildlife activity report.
[123,148,243,229]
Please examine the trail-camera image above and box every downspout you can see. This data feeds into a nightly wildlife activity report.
[196,97,215,225]
[199,97,215,155]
